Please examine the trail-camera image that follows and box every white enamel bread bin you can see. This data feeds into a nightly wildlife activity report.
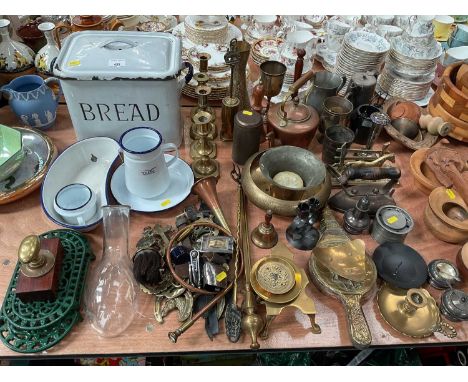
[53,31,192,146]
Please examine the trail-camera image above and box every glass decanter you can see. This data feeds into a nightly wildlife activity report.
[86,205,138,337]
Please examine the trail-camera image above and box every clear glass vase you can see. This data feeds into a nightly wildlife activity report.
[85,205,138,337]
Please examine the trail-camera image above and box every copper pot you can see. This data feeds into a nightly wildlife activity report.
[267,69,320,148]
[54,16,123,48]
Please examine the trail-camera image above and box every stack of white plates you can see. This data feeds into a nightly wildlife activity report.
[334,31,390,77]
[172,20,243,100]
[377,31,442,101]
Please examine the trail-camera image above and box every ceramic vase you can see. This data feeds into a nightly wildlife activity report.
[0,19,35,73]
[34,22,60,75]
[1,74,62,130]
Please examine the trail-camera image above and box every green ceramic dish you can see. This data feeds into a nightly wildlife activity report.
[0,124,24,181]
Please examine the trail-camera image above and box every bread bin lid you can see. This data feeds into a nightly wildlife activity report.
[54,31,182,80]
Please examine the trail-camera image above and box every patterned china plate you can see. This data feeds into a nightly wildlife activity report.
[344,31,390,53]
[0,127,56,205]
[172,22,242,68]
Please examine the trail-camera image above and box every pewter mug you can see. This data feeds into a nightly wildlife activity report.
[322,125,355,165]
[304,71,347,114]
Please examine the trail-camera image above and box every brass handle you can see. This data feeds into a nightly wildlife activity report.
[342,294,372,349]
[280,69,315,120]
[18,235,55,278]
[18,235,41,265]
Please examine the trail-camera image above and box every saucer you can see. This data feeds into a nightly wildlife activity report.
[111,154,194,212]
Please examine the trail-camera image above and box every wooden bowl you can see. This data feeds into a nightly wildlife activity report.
[442,62,468,104]
[424,187,468,244]
[429,96,468,142]
[387,100,421,124]
[455,63,468,91]
[456,243,468,282]
[410,148,442,195]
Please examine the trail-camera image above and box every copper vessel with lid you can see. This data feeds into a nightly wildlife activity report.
[267,69,320,148]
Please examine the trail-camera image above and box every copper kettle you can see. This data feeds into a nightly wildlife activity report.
[267,69,320,149]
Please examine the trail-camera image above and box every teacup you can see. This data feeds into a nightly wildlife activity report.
[54,183,97,226]
[433,15,454,41]
[443,46,468,66]
[280,30,315,66]
[253,15,277,35]
[452,24,468,42]
[119,127,179,199]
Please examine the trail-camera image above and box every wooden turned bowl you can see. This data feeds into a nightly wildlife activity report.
[456,243,468,282]
[387,100,421,124]
[456,64,468,92]
[424,187,468,244]
[409,148,442,195]
[429,96,468,142]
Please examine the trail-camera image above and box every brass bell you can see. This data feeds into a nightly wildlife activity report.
[250,210,278,249]
[18,235,55,278]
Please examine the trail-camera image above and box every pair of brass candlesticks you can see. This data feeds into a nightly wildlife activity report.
[190,54,219,180]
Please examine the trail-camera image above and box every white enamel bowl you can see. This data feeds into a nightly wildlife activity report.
[41,137,120,231]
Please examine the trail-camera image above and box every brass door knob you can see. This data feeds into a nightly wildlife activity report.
[18,235,55,278]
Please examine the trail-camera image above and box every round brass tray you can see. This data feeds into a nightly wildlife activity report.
[251,255,303,304]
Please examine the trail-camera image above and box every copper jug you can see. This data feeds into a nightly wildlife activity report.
[54,16,123,48]
[267,69,320,148]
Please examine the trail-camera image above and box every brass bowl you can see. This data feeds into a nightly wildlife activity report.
[259,146,326,200]
[242,149,331,216]
[424,187,468,244]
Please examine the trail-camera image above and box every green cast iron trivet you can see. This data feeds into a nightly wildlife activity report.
[0,229,95,353]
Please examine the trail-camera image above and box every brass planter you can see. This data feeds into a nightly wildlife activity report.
[241,149,331,216]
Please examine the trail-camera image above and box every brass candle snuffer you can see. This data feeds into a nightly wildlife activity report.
[231,164,264,349]
[250,242,321,340]
[308,207,377,349]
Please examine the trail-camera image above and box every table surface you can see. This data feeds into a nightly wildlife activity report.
[1,100,468,359]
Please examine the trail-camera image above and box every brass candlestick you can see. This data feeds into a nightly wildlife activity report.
[190,111,217,159]
[190,85,217,140]
[199,53,211,73]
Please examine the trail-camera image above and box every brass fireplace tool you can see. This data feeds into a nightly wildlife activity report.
[232,164,263,349]
[309,207,377,349]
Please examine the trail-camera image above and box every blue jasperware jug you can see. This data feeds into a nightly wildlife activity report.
[1,75,62,130]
